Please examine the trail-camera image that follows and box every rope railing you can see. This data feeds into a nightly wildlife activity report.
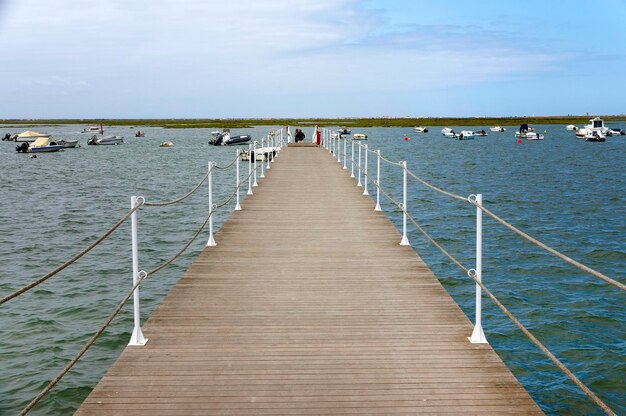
[11,129,281,414]
[336,140,620,415]
[0,204,141,306]
[350,140,622,291]
[144,172,209,207]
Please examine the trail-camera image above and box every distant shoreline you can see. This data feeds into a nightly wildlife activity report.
[2,116,625,129]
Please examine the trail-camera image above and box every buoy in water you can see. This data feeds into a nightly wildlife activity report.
[517,139,523,144]
[404,135,410,141]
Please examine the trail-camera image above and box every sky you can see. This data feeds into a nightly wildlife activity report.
[0,0,625,118]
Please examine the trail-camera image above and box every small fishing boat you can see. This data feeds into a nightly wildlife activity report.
[14,130,51,143]
[160,141,174,147]
[441,128,456,137]
[81,126,102,134]
[15,137,64,153]
[87,135,125,145]
[135,131,145,137]
[240,146,279,162]
[566,124,578,131]
[490,126,506,132]
[515,124,543,140]
[352,133,368,140]
[457,131,475,140]
[606,128,625,136]
[338,127,351,135]
[414,126,429,133]
[584,131,606,142]
[56,139,80,148]
[473,130,488,136]
[209,129,252,146]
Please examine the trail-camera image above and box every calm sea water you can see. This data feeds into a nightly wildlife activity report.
[0,124,624,415]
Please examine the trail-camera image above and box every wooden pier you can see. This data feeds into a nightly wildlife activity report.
[77,145,542,415]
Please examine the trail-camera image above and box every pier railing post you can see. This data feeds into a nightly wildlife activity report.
[469,193,488,343]
[350,140,355,178]
[374,150,382,211]
[400,161,410,246]
[235,149,242,211]
[343,135,347,170]
[128,195,148,346]
[247,143,253,195]
[266,135,271,169]
[207,162,217,247]
[357,142,363,187]
[337,136,341,163]
[253,141,259,187]
[260,136,265,178]
[363,144,369,195]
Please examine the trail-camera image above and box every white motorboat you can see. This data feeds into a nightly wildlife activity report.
[458,130,475,140]
[607,128,625,136]
[576,117,610,138]
[441,128,456,137]
[515,124,543,140]
[490,126,506,132]
[240,146,279,162]
[337,127,351,135]
[566,124,578,131]
[524,132,544,140]
[352,133,367,140]
[14,130,51,143]
[584,131,606,142]
[473,130,488,136]
[15,137,63,153]
[81,126,102,134]
[56,139,80,148]
[160,141,174,147]
[87,135,125,145]
[414,126,429,133]
[209,129,252,146]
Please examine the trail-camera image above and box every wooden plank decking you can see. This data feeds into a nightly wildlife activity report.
[77,145,542,415]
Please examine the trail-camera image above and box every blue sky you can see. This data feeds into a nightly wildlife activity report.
[0,0,624,118]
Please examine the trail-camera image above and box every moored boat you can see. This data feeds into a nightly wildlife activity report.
[473,130,488,136]
[515,124,543,140]
[160,141,174,147]
[15,137,64,153]
[414,126,429,133]
[585,131,606,142]
[566,124,578,131]
[490,126,506,132]
[441,128,456,137]
[14,130,51,143]
[457,130,475,140]
[576,117,610,138]
[56,139,80,148]
[87,135,125,145]
[352,133,367,140]
[209,129,252,146]
[81,126,102,134]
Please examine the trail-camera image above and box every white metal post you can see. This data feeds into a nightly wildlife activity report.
[400,161,410,245]
[266,135,271,169]
[357,142,362,187]
[363,144,369,195]
[350,140,355,178]
[260,136,265,178]
[469,193,488,344]
[128,195,148,346]
[247,143,253,195]
[374,150,381,211]
[253,141,258,187]
[343,135,347,170]
[235,149,242,210]
[207,162,217,246]
[337,136,341,163]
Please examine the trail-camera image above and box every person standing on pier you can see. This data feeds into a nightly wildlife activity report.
[294,129,305,143]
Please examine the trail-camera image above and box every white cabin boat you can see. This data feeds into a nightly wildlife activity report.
[81,126,102,134]
[441,128,456,137]
[576,117,610,138]
[490,126,506,132]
